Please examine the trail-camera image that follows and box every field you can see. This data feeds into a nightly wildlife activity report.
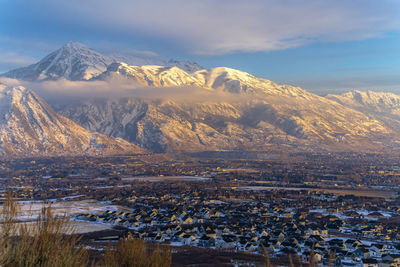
[239,186,397,198]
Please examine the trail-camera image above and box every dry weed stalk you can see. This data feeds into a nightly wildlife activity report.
[104,233,171,267]
[0,192,88,267]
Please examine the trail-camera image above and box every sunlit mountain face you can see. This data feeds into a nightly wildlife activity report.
[0,82,146,156]
[0,0,399,156]
[1,42,400,155]
[1,2,400,267]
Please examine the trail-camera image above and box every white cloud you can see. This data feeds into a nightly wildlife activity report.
[0,36,60,71]
[0,52,36,66]
[0,36,59,53]
[33,0,400,55]
[0,77,250,106]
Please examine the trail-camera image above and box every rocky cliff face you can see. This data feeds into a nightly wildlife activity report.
[0,84,146,156]
[3,42,400,154]
[327,90,400,138]
[60,92,394,153]
[94,62,204,87]
[327,90,400,114]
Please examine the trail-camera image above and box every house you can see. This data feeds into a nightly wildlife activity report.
[353,247,370,259]
[302,251,322,264]
[382,254,400,266]
[369,245,385,258]
[181,215,194,224]
[205,227,217,239]
[345,239,361,250]
[328,238,346,249]
[198,235,215,247]
[322,254,342,267]
[362,258,378,267]
[181,234,196,245]
[216,235,236,249]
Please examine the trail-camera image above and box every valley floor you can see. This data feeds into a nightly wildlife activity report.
[1,152,399,266]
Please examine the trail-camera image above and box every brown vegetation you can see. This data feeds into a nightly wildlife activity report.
[0,192,171,267]
[0,192,88,267]
[104,234,171,267]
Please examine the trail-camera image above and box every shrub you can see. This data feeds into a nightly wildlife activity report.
[0,192,171,267]
[0,192,88,267]
[104,233,171,267]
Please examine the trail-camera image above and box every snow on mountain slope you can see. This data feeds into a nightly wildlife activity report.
[1,42,115,81]
[0,84,145,156]
[327,90,400,113]
[166,59,204,73]
[327,90,400,134]
[193,67,309,96]
[95,62,204,87]
[108,51,167,67]
[60,90,394,153]
[95,62,311,97]
[109,52,204,73]
[61,98,247,153]
[3,41,400,154]
[1,41,205,82]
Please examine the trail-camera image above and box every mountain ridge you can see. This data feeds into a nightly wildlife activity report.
[0,84,146,156]
[1,42,115,81]
[1,42,206,81]
[2,42,400,155]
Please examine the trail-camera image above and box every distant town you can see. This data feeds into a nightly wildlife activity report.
[1,152,399,266]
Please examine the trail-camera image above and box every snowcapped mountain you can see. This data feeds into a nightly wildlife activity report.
[94,62,204,87]
[60,87,395,153]
[1,42,115,81]
[193,67,309,96]
[108,51,167,67]
[95,62,309,97]
[327,90,400,113]
[1,42,205,81]
[327,90,400,135]
[3,41,400,155]
[166,59,204,73]
[108,52,204,73]
[0,84,145,156]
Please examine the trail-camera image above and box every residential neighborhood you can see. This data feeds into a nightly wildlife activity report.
[1,153,400,266]
[74,181,400,266]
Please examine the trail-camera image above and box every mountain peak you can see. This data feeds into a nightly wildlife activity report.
[60,41,96,54]
[1,42,114,81]
[63,41,88,49]
[63,41,87,47]
[0,85,29,105]
[1,41,205,81]
[96,62,204,87]
[0,84,145,156]
[166,58,204,73]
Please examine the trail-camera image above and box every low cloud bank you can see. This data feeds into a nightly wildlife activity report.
[0,77,251,105]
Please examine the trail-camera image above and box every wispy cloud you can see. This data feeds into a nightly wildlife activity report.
[19,0,400,55]
[0,77,252,105]
[0,52,36,66]
[0,36,60,71]
[0,36,59,53]
[288,74,400,95]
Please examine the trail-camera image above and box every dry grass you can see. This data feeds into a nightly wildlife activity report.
[0,192,89,267]
[0,192,171,267]
[261,244,271,267]
[104,233,171,267]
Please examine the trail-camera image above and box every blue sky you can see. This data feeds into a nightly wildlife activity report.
[0,0,399,94]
